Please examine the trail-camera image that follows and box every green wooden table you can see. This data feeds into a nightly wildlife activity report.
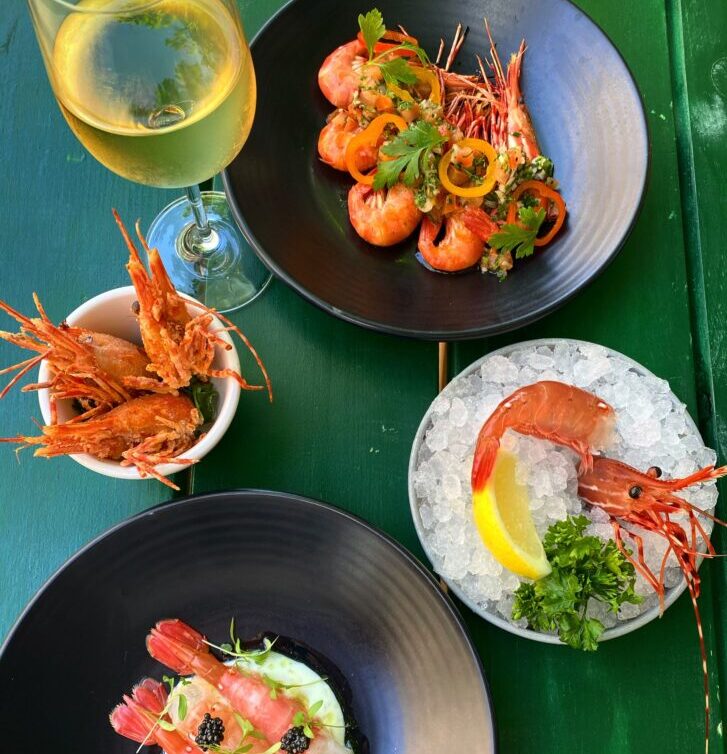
[1,0,725,751]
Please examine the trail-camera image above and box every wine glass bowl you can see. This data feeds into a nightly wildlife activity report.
[27,0,270,312]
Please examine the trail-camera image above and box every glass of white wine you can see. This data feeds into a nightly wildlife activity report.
[27,0,270,312]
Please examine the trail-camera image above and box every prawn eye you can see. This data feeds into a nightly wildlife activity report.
[647,466,662,478]
[629,485,642,499]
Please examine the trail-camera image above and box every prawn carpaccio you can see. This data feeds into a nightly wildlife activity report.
[111,619,352,753]
[317,10,567,276]
[0,211,272,489]
[470,379,727,751]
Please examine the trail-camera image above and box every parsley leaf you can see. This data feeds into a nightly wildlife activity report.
[373,121,445,190]
[488,206,546,259]
[512,515,642,651]
[358,9,385,59]
[378,56,417,87]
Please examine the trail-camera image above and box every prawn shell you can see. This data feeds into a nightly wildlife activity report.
[36,286,242,482]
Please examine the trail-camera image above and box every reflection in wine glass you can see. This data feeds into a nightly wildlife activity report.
[28,0,270,312]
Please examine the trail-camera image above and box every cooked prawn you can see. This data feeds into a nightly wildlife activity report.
[318,109,377,172]
[110,678,206,753]
[147,619,348,752]
[114,210,272,399]
[0,295,150,420]
[318,38,366,108]
[471,381,615,491]
[417,213,485,272]
[348,182,422,246]
[1,393,201,490]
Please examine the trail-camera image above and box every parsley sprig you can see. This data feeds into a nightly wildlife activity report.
[488,206,546,260]
[358,9,385,59]
[512,516,642,651]
[373,121,445,190]
[358,8,429,89]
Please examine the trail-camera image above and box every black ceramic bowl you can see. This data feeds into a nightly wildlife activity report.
[224,0,648,339]
[0,491,496,753]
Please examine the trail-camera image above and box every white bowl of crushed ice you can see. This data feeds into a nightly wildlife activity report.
[408,339,719,644]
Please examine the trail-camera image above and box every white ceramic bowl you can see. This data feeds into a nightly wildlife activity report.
[408,338,712,645]
[37,286,241,483]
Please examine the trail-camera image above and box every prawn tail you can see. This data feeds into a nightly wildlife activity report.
[109,679,167,745]
[471,434,500,492]
[461,207,499,242]
[146,618,210,675]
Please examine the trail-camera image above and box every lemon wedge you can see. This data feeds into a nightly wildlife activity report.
[472,450,551,580]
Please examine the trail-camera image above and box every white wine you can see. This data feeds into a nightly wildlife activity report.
[50,0,255,188]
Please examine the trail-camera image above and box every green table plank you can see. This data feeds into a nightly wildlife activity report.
[1,1,723,754]
[669,0,727,742]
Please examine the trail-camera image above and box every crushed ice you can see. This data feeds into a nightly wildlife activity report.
[412,341,719,633]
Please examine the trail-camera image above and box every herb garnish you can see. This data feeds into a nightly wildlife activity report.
[262,674,328,701]
[512,515,642,651]
[358,8,385,59]
[209,713,282,754]
[373,121,446,190]
[291,700,324,740]
[204,618,277,666]
[190,377,219,424]
[488,206,546,259]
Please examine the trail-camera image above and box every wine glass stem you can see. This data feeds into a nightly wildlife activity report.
[182,184,220,257]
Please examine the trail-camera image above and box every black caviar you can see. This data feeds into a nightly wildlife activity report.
[280,725,310,753]
[195,712,225,751]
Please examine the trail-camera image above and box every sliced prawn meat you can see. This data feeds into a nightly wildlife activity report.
[318,38,366,108]
[578,457,727,754]
[110,678,205,754]
[166,675,274,752]
[417,213,485,272]
[147,619,348,752]
[0,294,150,417]
[318,109,377,172]
[348,182,422,246]
[1,393,202,490]
[471,381,615,492]
[114,210,272,399]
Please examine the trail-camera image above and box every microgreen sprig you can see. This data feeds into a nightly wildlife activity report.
[262,674,328,701]
[209,713,282,754]
[291,700,324,740]
[204,618,277,666]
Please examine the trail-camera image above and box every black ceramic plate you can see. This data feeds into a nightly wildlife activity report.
[224,0,648,339]
[0,491,496,753]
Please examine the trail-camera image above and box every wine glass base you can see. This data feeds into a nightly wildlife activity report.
[146,191,271,313]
